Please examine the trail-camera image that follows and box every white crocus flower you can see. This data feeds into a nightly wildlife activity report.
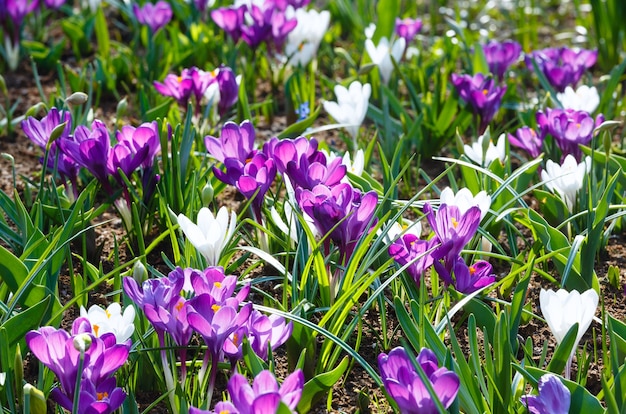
[4,38,20,71]
[80,303,136,344]
[364,23,376,40]
[557,85,599,114]
[380,218,422,244]
[439,187,491,220]
[177,206,237,266]
[270,201,318,245]
[541,155,590,212]
[323,81,371,145]
[0,372,5,386]
[463,133,506,167]
[364,36,406,85]
[539,288,598,378]
[322,149,365,181]
[285,9,330,67]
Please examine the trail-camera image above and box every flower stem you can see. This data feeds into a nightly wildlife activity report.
[71,352,85,414]
[159,332,178,414]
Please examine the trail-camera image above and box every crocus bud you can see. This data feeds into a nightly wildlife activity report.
[133,260,148,283]
[73,333,92,353]
[0,372,5,386]
[47,122,69,150]
[65,92,89,106]
[23,102,45,118]
[24,384,47,414]
[202,181,214,205]
[0,74,6,95]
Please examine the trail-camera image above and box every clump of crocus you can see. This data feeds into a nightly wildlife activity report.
[540,288,598,379]
[177,206,237,267]
[227,370,304,413]
[25,317,130,414]
[451,73,506,133]
[3,0,39,69]
[482,39,522,80]
[211,1,298,52]
[133,0,172,34]
[388,234,437,283]
[525,47,597,92]
[322,81,371,149]
[536,107,604,160]
[520,373,571,414]
[378,347,460,413]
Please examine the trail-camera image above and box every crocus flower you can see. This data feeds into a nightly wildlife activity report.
[215,65,239,116]
[439,187,491,220]
[123,272,192,347]
[284,8,331,67]
[153,70,196,107]
[556,85,600,114]
[536,107,603,160]
[527,47,598,92]
[388,234,437,283]
[463,132,506,167]
[6,0,39,27]
[79,303,135,344]
[228,370,304,414]
[205,120,257,165]
[246,310,293,359]
[298,183,378,261]
[540,155,590,212]
[322,81,371,143]
[43,0,65,9]
[433,256,495,294]
[365,36,406,85]
[395,17,422,43]
[520,373,571,414]
[177,206,237,267]
[21,108,78,184]
[378,347,460,413]
[482,40,522,79]
[451,73,506,132]
[508,126,543,159]
[59,119,111,187]
[115,121,161,169]
[211,5,246,43]
[133,1,172,34]
[540,288,598,378]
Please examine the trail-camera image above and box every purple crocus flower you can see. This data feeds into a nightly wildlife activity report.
[247,310,293,359]
[482,40,522,79]
[43,0,65,8]
[451,73,506,133]
[59,120,112,187]
[211,5,246,43]
[508,126,543,158]
[423,202,481,283]
[25,317,129,414]
[395,17,422,43]
[232,152,277,219]
[433,256,495,294]
[133,1,172,34]
[154,71,196,106]
[186,295,253,358]
[115,121,161,169]
[388,234,437,284]
[526,47,597,92]
[378,347,460,413]
[205,120,257,165]
[123,272,192,347]
[228,370,304,414]
[536,107,604,160]
[21,108,79,184]
[521,373,571,414]
[190,402,239,414]
[6,0,39,27]
[297,183,378,261]
[215,65,239,116]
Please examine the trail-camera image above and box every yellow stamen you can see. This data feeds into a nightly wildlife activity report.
[175,301,184,312]
[97,392,108,401]
[451,218,459,228]
[214,281,222,288]
[212,304,221,312]
[93,324,100,336]
[469,266,476,275]
[105,309,111,319]
[177,76,183,83]
[482,89,488,95]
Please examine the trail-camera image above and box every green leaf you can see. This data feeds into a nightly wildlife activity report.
[372,0,400,43]
[546,323,577,375]
[0,244,28,296]
[297,356,349,412]
[277,106,320,139]
[472,42,490,75]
